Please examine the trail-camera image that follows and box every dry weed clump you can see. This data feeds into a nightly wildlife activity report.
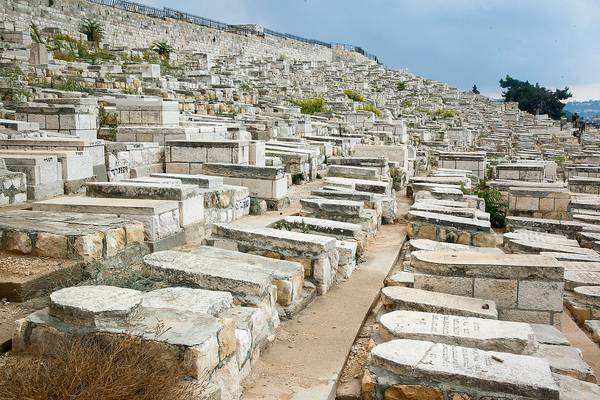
[0,334,209,400]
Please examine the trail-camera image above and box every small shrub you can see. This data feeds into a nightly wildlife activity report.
[401,100,412,108]
[80,18,104,47]
[0,334,202,400]
[357,103,382,117]
[396,81,407,91]
[462,180,507,228]
[291,97,327,114]
[151,41,174,60]
[389,168,403,191]
[343,89,364,102]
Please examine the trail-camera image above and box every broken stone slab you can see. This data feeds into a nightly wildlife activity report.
[210,224,338,295]
[506,216,588,240]
[410,201,489,221]
[324,176,391,195]
[327,164,381,181]
[542,252,600,262]
[565,271,600,291]
[300,197,379,234]
[574,286,600,307]
[0,210,145,260]
[384,271,415,287]
[505,239,596,256]
[408,238,504,254]
[14,285,241,400]
[584,320,600,343]
[530,323,571,346]
[411,251,563,280]
[407,210,495,247]
[200,163,288,203]
[504,229,580,247]
[273,216,364,242]
[564,262,600,272]
[86,180,205,227]
[367,339,559,399]
[554,373,600,400]
[49,285,143,327]
[378,310,537,354]
[188,246,305,308]
[141,287,233,316]
[381,286,498,319]
[33,196,181,242]
[150,172,224,188]
[534,344,597,383]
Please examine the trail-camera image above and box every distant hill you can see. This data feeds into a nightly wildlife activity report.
[564,100,600,120]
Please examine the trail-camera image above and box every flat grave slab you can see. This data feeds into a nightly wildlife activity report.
[378,310,536,354]
[368,339,558,399]
[381,286,498,319]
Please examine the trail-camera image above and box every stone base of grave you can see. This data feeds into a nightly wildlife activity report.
[64,175,96,194]
[27,180,65,200]
[265,196,290,211]
[0,210,146,261]
[364,339,559,400]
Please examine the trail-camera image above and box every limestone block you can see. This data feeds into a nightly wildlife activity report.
[49,285,143,327]
[34,233,68,258]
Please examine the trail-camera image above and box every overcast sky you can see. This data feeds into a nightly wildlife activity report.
[140,0,600,101]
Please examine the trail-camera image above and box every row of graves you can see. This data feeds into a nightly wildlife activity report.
[0,26,415,397]
[357,144,600,400]
[2,14,599,399]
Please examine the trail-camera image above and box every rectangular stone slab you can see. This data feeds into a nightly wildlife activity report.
[411,251,564,280]
[381,286,498,319]
[188,246,304,306]
[33,196,179,216]
[370,339,559,399]
[378,310,537,354]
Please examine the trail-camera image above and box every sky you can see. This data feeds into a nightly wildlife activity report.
[139,0,600,101]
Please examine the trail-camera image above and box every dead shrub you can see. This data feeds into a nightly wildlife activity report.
[0,334,210,400]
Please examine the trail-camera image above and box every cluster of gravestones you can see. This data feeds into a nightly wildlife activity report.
[0,4,600,399]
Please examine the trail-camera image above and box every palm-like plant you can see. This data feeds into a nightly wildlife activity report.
[80,18,103,47]
[151,41,174,60]
[30,22,45,44]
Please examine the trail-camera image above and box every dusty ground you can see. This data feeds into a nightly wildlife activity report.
[0,251,73,280]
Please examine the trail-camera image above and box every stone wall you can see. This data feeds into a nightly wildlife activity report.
[1,0,345,62]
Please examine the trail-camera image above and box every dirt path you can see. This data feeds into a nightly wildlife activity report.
[241,221,407,400]
[561,308,600,375]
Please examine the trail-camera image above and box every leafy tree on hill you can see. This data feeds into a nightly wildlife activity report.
[499,75,571,120]
[472,84,480,94]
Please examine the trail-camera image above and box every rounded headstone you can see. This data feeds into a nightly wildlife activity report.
[141,287,233,316]
[49,285,143,327]
[574,286,600,307]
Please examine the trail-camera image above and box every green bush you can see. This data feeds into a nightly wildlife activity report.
[343,89,365,102]
[401,100,412,108]
[357,103,382,117]
[291,97,328,114]
[462,181,507,228]
[80,18,104,47]
[396,81,407,91]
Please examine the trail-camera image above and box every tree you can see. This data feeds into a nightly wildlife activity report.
[151,41,174,60]
[79,18,103,47]
[499,75,571,120]
[472,84,480,94]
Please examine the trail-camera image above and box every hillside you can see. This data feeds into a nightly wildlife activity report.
[564,100,600,120]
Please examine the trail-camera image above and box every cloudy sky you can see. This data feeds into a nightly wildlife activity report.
[140,0,600,101]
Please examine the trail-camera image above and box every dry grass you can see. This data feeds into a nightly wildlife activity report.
[0,334,210,400]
